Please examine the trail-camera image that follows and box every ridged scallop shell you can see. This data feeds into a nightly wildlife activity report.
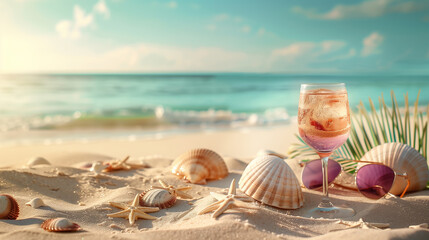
[0,194,19,220]
[26,198,46,208]
[172,148,228,184]
[41,218,81,232]
[27,157,51,167]
[359,143,429,195]
[139,189,177,209]
[239,155,303,209]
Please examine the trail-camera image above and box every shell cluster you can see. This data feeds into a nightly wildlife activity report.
[171,148,228,184]
[239,155,304,209]
[0,194,20,220]
[139,189,177,209]
[41,218,81,232]
[359,142,429,195]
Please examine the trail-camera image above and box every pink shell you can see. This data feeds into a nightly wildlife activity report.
[139,189,176,209]
[0,194,20,220]
[41,218,81,232]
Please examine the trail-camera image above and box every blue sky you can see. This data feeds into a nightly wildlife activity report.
[0,0,428,73]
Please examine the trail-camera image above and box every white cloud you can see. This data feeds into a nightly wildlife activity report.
[167,1,177,8]
[241,25,251,33]
[55,1,109,40]
[258,28,266,36]
[94,0,110,19]
[214,14,229,21]
[206,24,217,31]
[361,32,384,56]
[272,40,347,60]
[293,0,428,20]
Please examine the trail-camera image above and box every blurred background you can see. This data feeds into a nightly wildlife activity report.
[1,0,428,145]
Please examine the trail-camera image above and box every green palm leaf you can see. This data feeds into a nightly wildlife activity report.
[288,91,428,173]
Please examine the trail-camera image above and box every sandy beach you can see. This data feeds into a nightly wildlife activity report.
[1,124,428,240]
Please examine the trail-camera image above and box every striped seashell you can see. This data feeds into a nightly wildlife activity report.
[139,189,176,209]
[239,155,303,209]
[41,218,81,232]
[257,149,287,159]
[0,194,19,220]
[359,143,429,195]
[25,198,46,208]
[172,148,228,184]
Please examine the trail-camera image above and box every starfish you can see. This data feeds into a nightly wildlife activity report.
[107,194,159,225]
[198,179,258,218]
[336,218,390,230]
[104,156,150,172]
[151,180,193,199]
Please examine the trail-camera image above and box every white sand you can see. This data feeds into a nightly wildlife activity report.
[0,124,428,240]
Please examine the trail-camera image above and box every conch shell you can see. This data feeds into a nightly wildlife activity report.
[239,155,303,209]
[172,148,228,184]
[359,143,429,195]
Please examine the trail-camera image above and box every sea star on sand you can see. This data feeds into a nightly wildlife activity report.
[107,194,159,225]
[104,156,150,172]
[151,180,193,199]
[336,218,390,230]
[198,179,258,218]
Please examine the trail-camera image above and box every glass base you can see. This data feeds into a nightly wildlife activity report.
[306,205,355,219]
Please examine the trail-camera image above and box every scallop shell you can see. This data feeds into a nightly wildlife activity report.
[139,189,176,209]
[41,218,81,232]
[25,198,46,208]
[27,157,51,167]
[0,194,20,220]
[257,149,287,159]
[239,155,303,209]
[359,143,429,195]
[172,148,228,184]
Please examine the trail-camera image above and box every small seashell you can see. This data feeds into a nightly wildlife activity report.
[239,155,304,209]
[41,218,81,232]
[27,157,51,167]
[139,189,176,209]
[90,162,107,174]
[0,194,20,220]
[25,198,46,208]
[359,143,429,195]
[171,148,228,184]
[257,149,287,159]
[409,223,429,229]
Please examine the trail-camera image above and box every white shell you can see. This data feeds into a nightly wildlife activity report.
[139,189,177,209]
[41,218,81,232]
[25,198,46,208]
[257,149,286,159]
[27,157,51,167]
[90,162,107,174]
[172,148,228,184]
[0,194,19,219]
[360,143,429,195]
[239,155,303,209]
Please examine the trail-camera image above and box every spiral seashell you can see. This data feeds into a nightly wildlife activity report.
[0,194,20,220]
[27,157,51,167]
[139,189,176,209]
[41,218,81,232]
[25,198,46,208]
[359,143,429,195]
[239,155,303,209]
[172,148,228,184]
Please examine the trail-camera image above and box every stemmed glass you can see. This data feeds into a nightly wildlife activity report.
[298,83,355,218]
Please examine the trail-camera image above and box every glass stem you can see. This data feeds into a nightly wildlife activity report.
[318,156,334,208]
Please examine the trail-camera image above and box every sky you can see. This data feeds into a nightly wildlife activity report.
[0,0,428,74]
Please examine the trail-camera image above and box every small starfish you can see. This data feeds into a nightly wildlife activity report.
[104,156,150,172]
[151,180,193,199]
[107,194,159,225]
[336,218,390,230]
[198,179,258,218]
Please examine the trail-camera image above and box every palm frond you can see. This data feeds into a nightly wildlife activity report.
[288,91,428,173]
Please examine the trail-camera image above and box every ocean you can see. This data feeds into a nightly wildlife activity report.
[0,74,428,135]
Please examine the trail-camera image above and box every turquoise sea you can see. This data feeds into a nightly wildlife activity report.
[0,74,428,133]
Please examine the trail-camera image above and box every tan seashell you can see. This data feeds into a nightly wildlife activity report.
[257,149,287,159]
[139,189,176,209]
[239,155,303,209]
[172,148,228,184]
[25,198,46,208]
[41,218,81,232]
[0,194,20,220]
[27,157,51,167]
[359,143,429,195]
